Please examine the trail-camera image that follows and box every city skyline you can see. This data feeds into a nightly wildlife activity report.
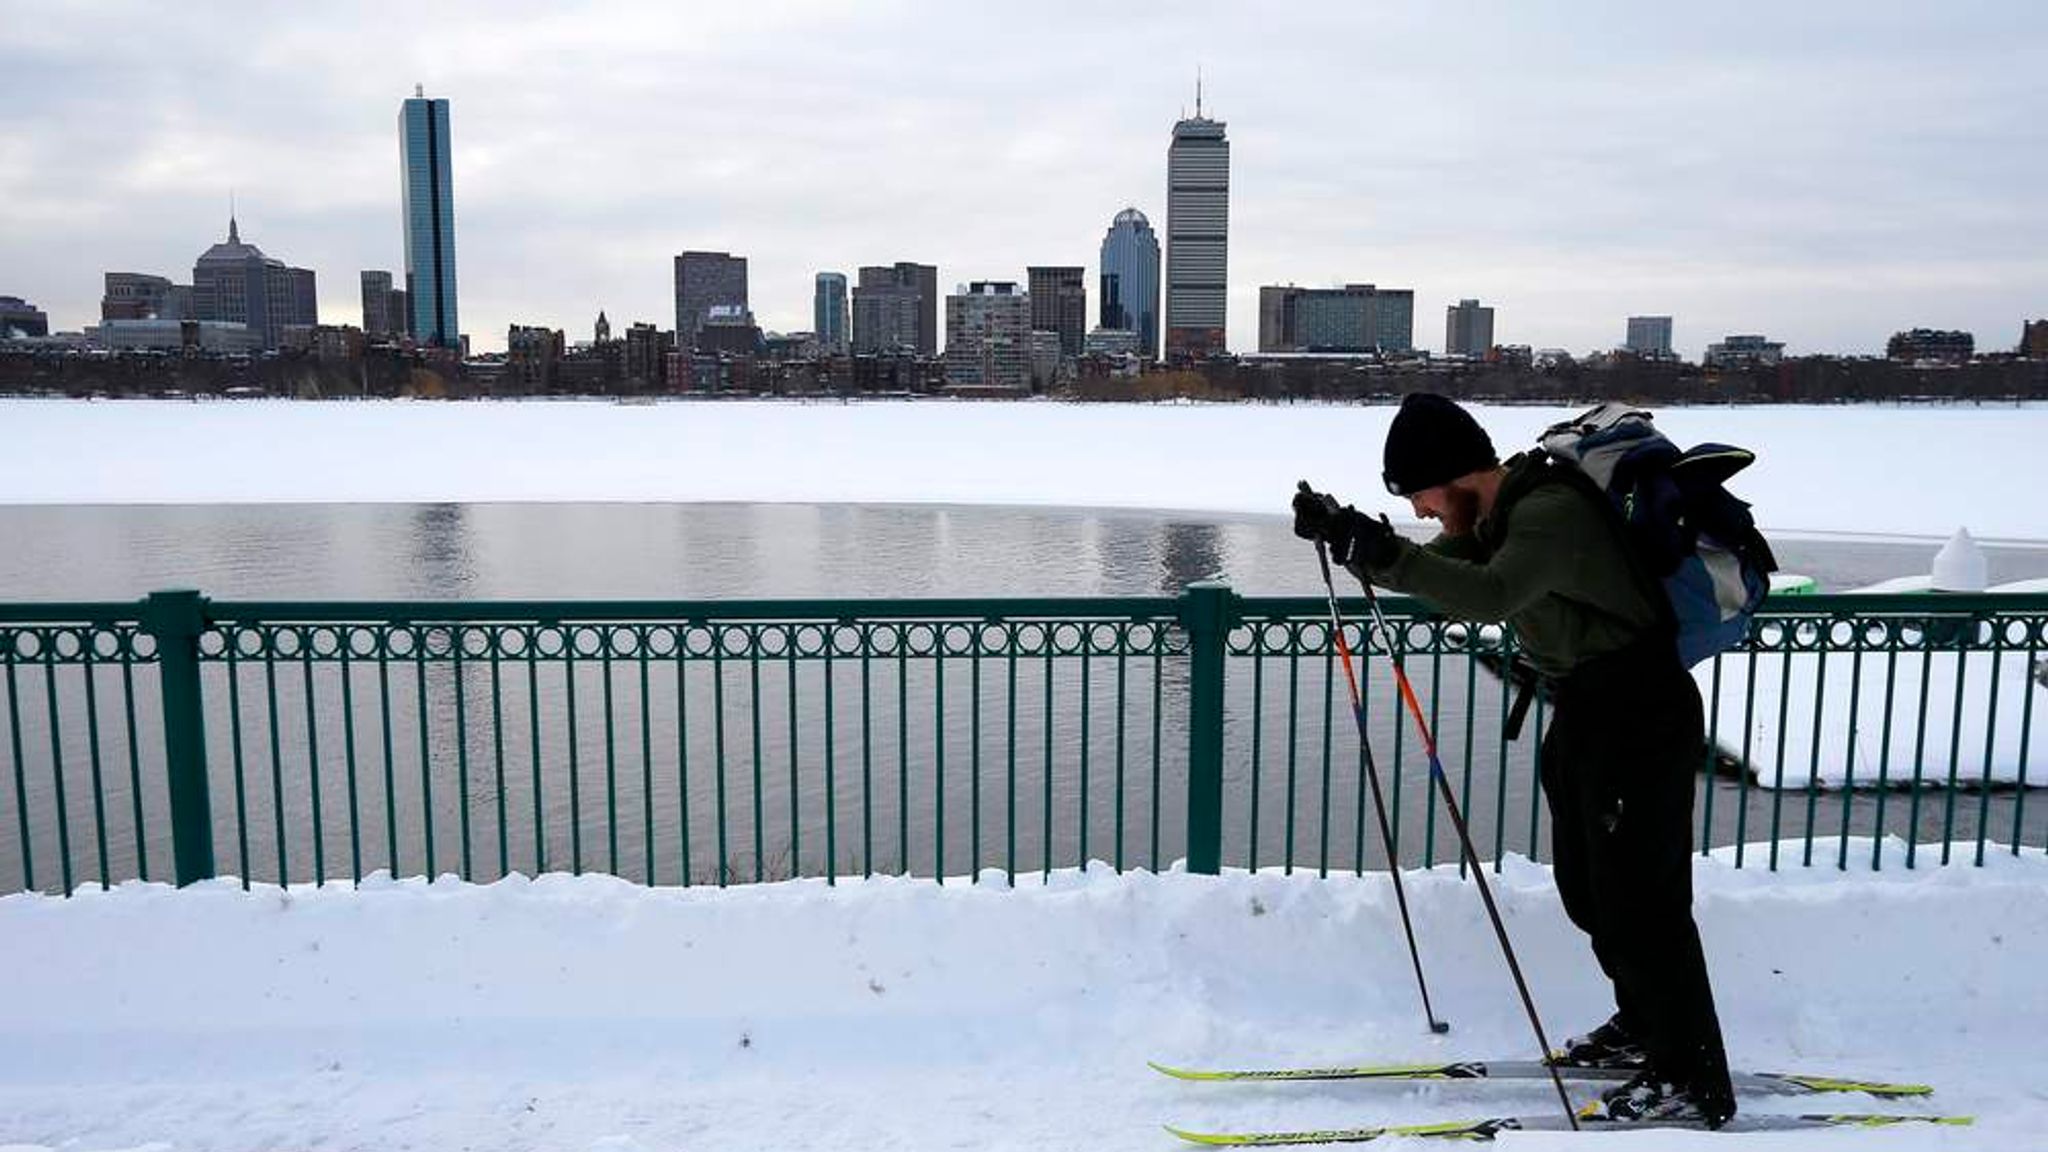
[3,3,2045,357]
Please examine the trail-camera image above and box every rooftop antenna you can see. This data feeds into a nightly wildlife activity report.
[415,82,424,99]
[1196,66,1204,117]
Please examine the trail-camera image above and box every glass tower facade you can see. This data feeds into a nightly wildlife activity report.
[814,272,849,355]
[400,91,458,348]
[1098,208,1160,360]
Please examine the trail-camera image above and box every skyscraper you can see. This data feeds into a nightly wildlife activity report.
[1165,87,1229,362]
[1626,315,1674,358]
[814,272,849,355]
[1098,208,1160,360]
[1026,266,1087,357]
[675,251,749,350]
[1445,299,1494,357]
[852,262,938,356]
[400,86,459,348]
[191,216,317,349]
[360,271,394,338]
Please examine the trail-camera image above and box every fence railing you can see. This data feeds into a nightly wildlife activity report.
[3,587,2045,894]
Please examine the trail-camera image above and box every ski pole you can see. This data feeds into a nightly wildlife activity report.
[1313,540,1449,1036]
[1327,528,1578,1129]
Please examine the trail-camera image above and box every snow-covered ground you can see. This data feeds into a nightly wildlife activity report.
[3,845,2040,1151]
[5,398,2048,542]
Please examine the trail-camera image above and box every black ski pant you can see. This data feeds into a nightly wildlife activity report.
[1540,639,1733,1105]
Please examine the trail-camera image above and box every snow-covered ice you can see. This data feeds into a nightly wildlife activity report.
[1703,528,2048,790]
[5,398,2048,543]
[3,847,2042,1151]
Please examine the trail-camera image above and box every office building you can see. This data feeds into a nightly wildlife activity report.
[191,217,317,349]
[1028,329,1064,390]
[101,273,180,322]
[1258,284,1414,353]
[400,86,459,348]
[90,318,261,352]
[814,272,849,355]
[944,281,1032,390]
[1165,89,1229,362]
[1445,298,1494,357]
[852,262,938,356]
[2024,319,2048,359]
[697,303,762,356]
[506,324,564,393]
[1026,265,1087,357]
[675,251,748,350]
[1625,315,1674,358]
[1886,328,1973,364]
[0,296,49,338]
[1703,334,1784,369]
[360,271,396,338]
[1084,327,1140,357]
[624,322,675,386]
[1099,207,1161,360]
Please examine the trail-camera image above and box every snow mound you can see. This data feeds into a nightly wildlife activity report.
[2,848,2043,1150]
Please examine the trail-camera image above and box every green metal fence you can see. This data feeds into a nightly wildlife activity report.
[3,587,2045,895]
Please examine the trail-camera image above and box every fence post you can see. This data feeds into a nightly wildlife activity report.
[142,590,215,886]
[1180,580,1236,875]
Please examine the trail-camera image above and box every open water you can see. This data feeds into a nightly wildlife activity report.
[2,503,2045,892]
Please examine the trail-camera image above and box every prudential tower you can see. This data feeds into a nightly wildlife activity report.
[1164,82,1228,362]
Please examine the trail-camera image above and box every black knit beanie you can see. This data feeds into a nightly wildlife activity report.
[1381,392,1498,496]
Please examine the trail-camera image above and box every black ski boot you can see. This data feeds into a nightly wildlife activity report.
[1595,1069,1737,1129]
[1552,1014,1646,1069]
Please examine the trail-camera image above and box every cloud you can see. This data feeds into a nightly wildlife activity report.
[2,0,2044,356]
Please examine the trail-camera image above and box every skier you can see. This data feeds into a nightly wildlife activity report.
[1290,391,1737,1128]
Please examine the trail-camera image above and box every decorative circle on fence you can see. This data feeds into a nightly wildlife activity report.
[793,623,831,658]
[941,622,977,657]
[1086,621,1122,654]
[3,623,155,664]
[1012,622,1047,654]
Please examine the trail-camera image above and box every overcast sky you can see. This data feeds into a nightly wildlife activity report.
[4,1,2045,357]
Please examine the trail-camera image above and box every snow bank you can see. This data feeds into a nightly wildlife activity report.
[2,849,2043,1150]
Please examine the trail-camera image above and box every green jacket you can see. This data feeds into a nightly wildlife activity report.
[1355,452,1664,680]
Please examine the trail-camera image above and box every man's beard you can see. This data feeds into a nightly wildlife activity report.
[1440,486,1482,536]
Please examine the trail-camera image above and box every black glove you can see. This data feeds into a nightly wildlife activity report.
[1293,482,1399,568]
[1291,482,1345,542]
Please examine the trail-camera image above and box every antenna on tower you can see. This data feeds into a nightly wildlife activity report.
[415,82,425,99]
[1196,66,1204,117]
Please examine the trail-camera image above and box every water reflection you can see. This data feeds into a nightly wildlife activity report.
[410,503,474,596]
[1159,522,1225,592]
